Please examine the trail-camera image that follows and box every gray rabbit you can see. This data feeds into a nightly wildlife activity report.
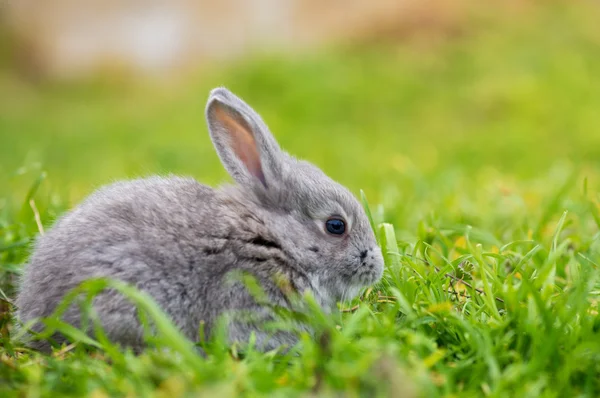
[16,87,384,352]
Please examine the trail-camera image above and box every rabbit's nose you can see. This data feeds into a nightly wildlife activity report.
[360,247,383,266]
[368,247,385,268]
[359,250,368,261]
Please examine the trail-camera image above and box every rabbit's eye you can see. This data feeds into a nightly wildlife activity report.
[325,217,346,235]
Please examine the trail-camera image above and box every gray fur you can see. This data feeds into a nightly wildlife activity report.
[15,87,384,352]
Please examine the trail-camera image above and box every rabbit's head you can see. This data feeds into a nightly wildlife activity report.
[206,88,384,307]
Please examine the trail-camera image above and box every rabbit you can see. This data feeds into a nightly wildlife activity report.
[15,87,384,353]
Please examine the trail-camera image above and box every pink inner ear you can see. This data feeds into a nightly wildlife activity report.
[214,105,266,186]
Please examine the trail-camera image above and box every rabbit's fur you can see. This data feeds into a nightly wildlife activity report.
[16,88,384,352]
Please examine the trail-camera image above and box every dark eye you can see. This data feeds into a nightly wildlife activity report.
[325,217,346,235]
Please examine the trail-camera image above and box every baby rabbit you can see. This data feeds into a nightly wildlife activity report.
[16,87,384,352]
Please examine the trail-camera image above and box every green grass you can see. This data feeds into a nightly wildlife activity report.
[2,2,600,396]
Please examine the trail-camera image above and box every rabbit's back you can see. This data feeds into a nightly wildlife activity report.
[16,176,220,347]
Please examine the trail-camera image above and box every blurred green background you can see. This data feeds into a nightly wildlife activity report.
[1,0,599,235]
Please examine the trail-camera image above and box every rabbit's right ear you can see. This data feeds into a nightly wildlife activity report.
[205,88,284,189]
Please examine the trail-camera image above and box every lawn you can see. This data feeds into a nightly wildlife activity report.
[2,2,600,397]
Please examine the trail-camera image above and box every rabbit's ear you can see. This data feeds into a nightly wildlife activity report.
[206,87,283,188]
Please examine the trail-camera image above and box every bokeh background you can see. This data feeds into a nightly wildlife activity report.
[1,0,599,236]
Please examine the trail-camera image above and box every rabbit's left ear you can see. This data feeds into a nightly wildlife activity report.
[206,88,283,189]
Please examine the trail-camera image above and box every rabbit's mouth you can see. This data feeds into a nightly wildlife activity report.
[311,247,384,306]
[353,265,384,287]
[337,265,382,303]
[352,246,385,285]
